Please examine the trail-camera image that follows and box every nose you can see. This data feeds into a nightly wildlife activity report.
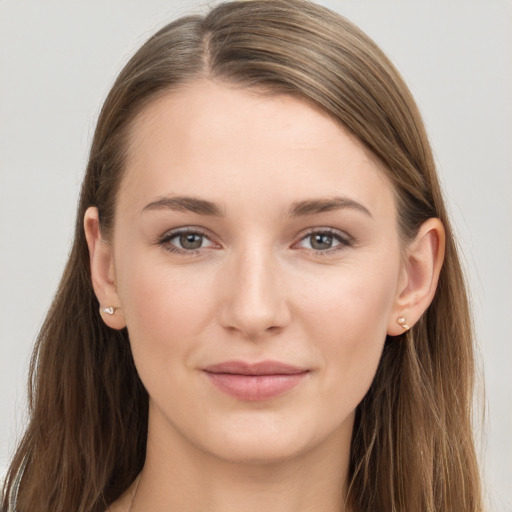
[218,247,291,340]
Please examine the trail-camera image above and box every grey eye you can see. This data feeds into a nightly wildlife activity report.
[309,233,334,250]
[179,233,204,250]
[160,228,216,254]
[295,229,351,253]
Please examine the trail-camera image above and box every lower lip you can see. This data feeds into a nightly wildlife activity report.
[204,372,308,401]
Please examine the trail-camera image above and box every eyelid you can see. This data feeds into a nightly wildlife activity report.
[156,226,220,254]
[155,225,354,256]
[293,227,355,253]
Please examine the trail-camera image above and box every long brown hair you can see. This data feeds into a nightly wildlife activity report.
[2,1,483,510]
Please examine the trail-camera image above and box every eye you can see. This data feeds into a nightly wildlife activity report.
[295,229,353,253]
[308,233,337,250]
[158,228,216,254]
[176,232,206,250]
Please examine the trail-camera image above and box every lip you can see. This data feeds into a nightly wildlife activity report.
[203,360,309,401]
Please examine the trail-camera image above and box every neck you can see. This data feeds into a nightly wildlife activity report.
[130,408,353,512]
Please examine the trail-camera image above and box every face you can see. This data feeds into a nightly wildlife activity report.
[106,80,406,464]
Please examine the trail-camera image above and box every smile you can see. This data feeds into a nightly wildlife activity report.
[203,360,309,401]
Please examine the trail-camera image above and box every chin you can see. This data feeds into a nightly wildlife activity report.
[192,411,351,467]
[207,436,313,466]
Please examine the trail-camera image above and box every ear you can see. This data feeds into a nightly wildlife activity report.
[387,218,445,336]
[84,207,126,330]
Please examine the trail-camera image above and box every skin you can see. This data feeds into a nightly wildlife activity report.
[85,80,445,512]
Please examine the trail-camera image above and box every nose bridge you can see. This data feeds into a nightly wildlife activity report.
[219,240,290,338]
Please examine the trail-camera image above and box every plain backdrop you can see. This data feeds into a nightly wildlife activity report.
[1,0,511,509]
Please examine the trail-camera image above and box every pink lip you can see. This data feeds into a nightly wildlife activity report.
[203,360,309,401]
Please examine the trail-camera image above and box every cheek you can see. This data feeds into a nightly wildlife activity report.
[115,253,217,373]
[294,259,399,403]
[296,258,397,335]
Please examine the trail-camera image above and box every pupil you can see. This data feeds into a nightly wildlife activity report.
[180,233,202,250]
[311,234,332,250]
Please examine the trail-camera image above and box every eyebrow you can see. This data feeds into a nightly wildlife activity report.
[141,195,372,218]
[289,197,372,218]
[142,196,224,216]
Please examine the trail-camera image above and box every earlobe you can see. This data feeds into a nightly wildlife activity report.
[387,218,445,336]
[84,207,126,330]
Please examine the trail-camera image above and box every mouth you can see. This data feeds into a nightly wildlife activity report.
[202,360,309,401]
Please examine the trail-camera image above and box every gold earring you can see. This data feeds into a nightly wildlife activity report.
[397,316,410,330]
[101,306,118,315]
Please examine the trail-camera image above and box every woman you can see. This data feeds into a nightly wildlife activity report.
[1,1,483,511]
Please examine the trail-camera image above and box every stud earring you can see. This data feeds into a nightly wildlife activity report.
[397,316,410,330]
[101,306,117,315]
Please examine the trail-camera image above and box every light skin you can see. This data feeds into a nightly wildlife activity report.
[84,80,445,512]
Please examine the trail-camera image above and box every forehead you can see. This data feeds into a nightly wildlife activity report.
[119,79,395,218]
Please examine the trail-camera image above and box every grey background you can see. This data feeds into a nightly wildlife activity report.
[1,1,511,509]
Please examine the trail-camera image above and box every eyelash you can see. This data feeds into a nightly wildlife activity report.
[294,228,354,255]
[157,227,354,256]
[157,228,214,256]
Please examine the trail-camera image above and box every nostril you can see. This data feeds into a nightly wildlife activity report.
[217,262,292,338]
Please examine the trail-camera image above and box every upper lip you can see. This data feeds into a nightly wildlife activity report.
[203,360,308,375]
